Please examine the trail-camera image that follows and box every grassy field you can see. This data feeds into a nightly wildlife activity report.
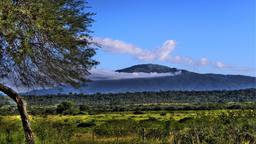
[1,90,256,143]
[1,110,256,144]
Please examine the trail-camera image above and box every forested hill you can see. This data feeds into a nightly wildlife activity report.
[116,64,186,73]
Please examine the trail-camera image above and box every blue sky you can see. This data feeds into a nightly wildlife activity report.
[87,0,255,76]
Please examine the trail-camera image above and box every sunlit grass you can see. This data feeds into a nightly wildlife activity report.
[0,110,256,143]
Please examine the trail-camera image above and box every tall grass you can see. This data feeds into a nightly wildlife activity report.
[0,110,255,144]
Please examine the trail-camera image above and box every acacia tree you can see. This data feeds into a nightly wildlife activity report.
[0,0,98,143]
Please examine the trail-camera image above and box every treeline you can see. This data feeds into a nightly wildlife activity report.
[0,89,256,115]
[22,88,256,106]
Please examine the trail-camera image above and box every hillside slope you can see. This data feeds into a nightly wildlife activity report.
[27,64,256,95]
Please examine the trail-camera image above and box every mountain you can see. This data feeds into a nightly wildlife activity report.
[116,64,186,73]
[26,64,256,95]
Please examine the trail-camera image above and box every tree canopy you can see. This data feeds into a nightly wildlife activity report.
[0,0,98,87]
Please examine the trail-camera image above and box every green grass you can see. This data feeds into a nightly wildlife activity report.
[0,110,256,144]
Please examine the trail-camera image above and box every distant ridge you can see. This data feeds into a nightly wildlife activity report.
[26,64,256,95]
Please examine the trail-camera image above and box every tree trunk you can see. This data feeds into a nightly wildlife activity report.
[0,83,35,144]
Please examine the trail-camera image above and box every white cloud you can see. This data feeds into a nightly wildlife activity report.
[215,61,226,68]
[93,37,176,61]
[93,37,234,70]
[199,58,209,66]
[158,40,176,61]
[93,38,142,55]
[89,68,182,80]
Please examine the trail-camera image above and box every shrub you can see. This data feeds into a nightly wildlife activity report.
[79,105,90,111]
[56,101,74,114]
[94,119,137,136]
[178,117,193,123]
[133,110,144,115]
[160,112,167,116]
[77,121,96,128]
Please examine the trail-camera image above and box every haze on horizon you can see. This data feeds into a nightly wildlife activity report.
[88,0,256,77]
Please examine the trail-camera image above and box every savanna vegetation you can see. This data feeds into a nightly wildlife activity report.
[0,89,256,143]
[1,89,255,115]
[0,110,255,144]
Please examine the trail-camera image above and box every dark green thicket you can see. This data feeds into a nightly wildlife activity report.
[0,89,252,115]
[22,89,256,106]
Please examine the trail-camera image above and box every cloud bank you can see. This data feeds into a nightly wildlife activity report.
[89,69,181,81]
[93,37,228,69]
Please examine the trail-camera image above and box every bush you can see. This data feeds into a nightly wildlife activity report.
[94,119,137,136]
[178,117,193,123]
[77,121,96,128]
[56,101,74,114]
[79,105,90,111]
[133,110,144,115]
[160,112,166,116]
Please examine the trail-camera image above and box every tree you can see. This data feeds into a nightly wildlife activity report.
[0,0,98,143]
[56,101,74,114]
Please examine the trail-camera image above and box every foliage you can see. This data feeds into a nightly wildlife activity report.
[0,0,98,87]
[56,101,75,114]
[1,89,256,115]
[22,89,256,106]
